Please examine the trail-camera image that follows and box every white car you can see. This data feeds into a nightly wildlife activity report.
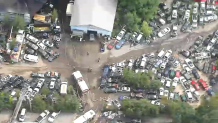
[159,87,164,96]
[192,22,198,28]
[192,15,198,23]
[48,111,60,123]
[172,78,178,88]
[49,78,56,89]
[206,42,213,51]
[180,76,186,83]
[183,10,190,20]
[116,62,125,68]
[119,86,131,92]
[151,100,160,106]
[169,93,174,100]
[165,81,171,88]
[116,29,126,41]
[163,50,172,61]
[160,77,165,85]
[159,18,166,25]
[36,110,50,123]
[112,100,121,109]
[185,90,193,101]
[158,27,171,37]
[42,39,54,48]
[164,90,169,97]
[173,61,180,68]
[185,59,195,69]
[160,62,166,69]
[172,10,177,19]
[204,14,218,22]
[37,42,46,50]
[128,59,134,69]
[19,108,26,122]
[193,7,198,14]
[23,54,38,63]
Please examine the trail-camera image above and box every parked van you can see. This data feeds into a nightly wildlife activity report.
[136,33,143,43]
[158,49,165,58]
[60,82,68,95]
[25,34,39,44]
[72,71,89,94]
[23,54,38,63]
[19,108,26,122]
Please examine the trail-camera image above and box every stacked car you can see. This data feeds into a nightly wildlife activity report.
[24,34,60,63]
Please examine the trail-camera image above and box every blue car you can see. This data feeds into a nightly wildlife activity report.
[102,65,110,78]
[115,39,126,49]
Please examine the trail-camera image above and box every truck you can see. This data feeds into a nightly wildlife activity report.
[72,71,89,94]
[60,82,68,95]
[73,110,95,123]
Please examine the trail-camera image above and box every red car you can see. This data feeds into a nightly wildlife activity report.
[212,65,216,74]
[107,40,117,50]
[198,79,208,90]
[175,70,181,77]
[191,80,200,91]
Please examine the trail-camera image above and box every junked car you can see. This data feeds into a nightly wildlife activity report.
[158,27,171,37]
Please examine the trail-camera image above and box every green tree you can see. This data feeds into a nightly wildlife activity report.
[9,38,16,49]
[121,99,159,118]
[41,87,50,95]
[150,80,162,90]
[52,9,58,22]
[2,14,10,27]
[123,68,150,88]
[140,21,152,37]
[113,0,160,34]
[12,15,26,31]
[216,60,218,68]
[54,95,80,112]
[32,95,47,112]
[67,85,75,95]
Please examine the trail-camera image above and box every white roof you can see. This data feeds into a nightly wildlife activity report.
[66,2,74,15]
[73,71,83,80]
[73,115,87,123]
[70,0,118,32]
[78,80,89,93]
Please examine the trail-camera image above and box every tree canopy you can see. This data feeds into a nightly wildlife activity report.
[113,0,160,37]
[123,68,161,89]
[12,15,26,31]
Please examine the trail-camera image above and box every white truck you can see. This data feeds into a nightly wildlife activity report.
[72,71,89,94]
[60,82,68,95]
[73,110,95,123]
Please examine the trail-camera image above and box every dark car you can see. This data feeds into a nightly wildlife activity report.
[210,77,217,86]
[180,50,191,58]
[194,62,204,71]
[100,78,107,88]
[104,87,117,93]
[38,49,49,59]
[163,67,170,77]
[192,69,200,79]
[203,62,210,73]
[207,88,215,96]
[147,94,157,100]
[208,64,213,74]
[25,48,35,55]
[180,94,187,102]
[45,72,61,78]
[169,69,176,79]
[102,65,110,78]
[108,72,122,78]
[9,75,20,84]
[45,48,54,56]
[13,79,23,87]
[147,89,157,94]
[54,41,60,49]
[48,52,60,62]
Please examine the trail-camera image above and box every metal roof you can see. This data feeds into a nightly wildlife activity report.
[70,0,118,32]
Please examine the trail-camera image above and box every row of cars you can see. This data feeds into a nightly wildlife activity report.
[18,109,60,123]
[24,33,60,63]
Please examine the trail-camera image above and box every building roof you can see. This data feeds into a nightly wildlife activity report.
[70,0,118,32]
